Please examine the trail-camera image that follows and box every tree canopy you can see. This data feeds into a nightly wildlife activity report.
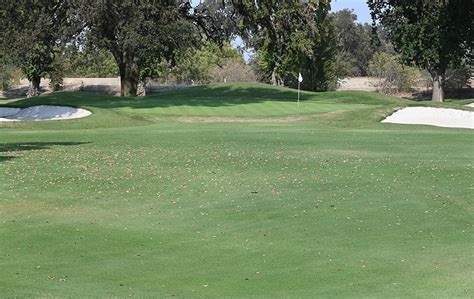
[0,0,70,96]
[70,0,202,96]
[333,9,373,77]
[368,0,474,101]
[232,0,337,91]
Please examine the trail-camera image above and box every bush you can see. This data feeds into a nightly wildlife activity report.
[48,57,65,91]
[211,61,256,83]
[445,66,471,90]
[369,53,419,94]
[0,65,22,91]
[0,69,12,91]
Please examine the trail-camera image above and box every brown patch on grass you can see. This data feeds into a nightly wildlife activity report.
[175,115,315,123]
[320,149,391,158]
[0,202,44,216]
[0,201,97,219]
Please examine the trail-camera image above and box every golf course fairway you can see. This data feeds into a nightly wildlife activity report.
[0,83,472,297]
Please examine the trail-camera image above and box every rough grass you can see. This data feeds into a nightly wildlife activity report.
[0,83,473,297]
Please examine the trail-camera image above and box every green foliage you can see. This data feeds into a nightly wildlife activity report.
[48,53,66,91]
[72,0,199,96]
[368,0,474,100]
[369,53,420,94]
[21,44,54,83]
[211,60,256,83]
[298,15,339,92]
[0,64,22,91]
[0,0,68,93]
[445,66,471,90]
[332,9,396,78]
[196,0,240,38]
[62,45,118,78]
[234,0,337,91]
[171,41,245,84]
[333,9,373,77]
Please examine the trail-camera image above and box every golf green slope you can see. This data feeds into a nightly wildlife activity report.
[0,83,473,297]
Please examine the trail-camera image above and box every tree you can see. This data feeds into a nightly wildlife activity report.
[295,14,338,91]
[0,0,69,97]
[233,0,337,91]
[70,0,199,96]
[173,41,243,84]
[368,0,474,102]
[62,44,118,78]
[369,52,420,94]
[196,0,241,39]
[333,9,373,76]
[71,0,229,97]
[211,59,256,83]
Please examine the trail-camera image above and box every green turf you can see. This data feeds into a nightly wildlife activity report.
[0,83,473,298]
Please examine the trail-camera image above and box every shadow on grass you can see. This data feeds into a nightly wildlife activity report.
[5,83,400,111]
[0,156,14,162]
[408,88,474,101]
[10,85,314,109]
[0,142,91,163]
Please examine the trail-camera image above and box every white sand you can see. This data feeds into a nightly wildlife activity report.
[0,105,91,122]
[466,103,474,108]
[382,107,474,129]
[0,108,21,117]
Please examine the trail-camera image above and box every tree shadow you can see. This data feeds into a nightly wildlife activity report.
[407,88,474,101]
[79,85,120,96]
[30,84,318,110]
[0,86,29,99]
[0,141,91,163]
[0,156,14,162]
[0,86,50,99]
[5,83,395,112]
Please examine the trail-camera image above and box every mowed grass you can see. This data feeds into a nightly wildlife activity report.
[0,83,473,297]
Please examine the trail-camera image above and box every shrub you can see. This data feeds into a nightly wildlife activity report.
[0,65,22,91]
[369,53,419,94]
[48,57,65,91]
[445,66,471,90]
[0,69,12,91]
[211,61,256,83]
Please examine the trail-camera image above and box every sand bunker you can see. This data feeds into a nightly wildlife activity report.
[466,103,474,108]
[0,107,21,117]
[0,105,91,122]
[382,107,474,129]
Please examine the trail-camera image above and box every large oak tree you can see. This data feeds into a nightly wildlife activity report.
[368,0,473,102]
[70,0,229,97]
[70,1,199,96]
[0,0,69,97]
[232,0,338,91]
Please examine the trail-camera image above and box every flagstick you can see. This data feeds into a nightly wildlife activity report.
[298,81,300,108]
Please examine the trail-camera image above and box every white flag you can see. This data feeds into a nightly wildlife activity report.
[298,73,303,83]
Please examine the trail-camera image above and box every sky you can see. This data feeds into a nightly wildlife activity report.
[191,0,371,24]
[331,0,372,24]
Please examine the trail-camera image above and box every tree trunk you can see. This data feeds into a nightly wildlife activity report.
[119,62,139,97]
[115,50,140,97]
[431,73,445,102]
[271,70,278,86]
[27,77,41,98]
[137,80,147,97]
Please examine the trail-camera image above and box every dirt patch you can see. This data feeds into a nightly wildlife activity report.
[175,115,315,123]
